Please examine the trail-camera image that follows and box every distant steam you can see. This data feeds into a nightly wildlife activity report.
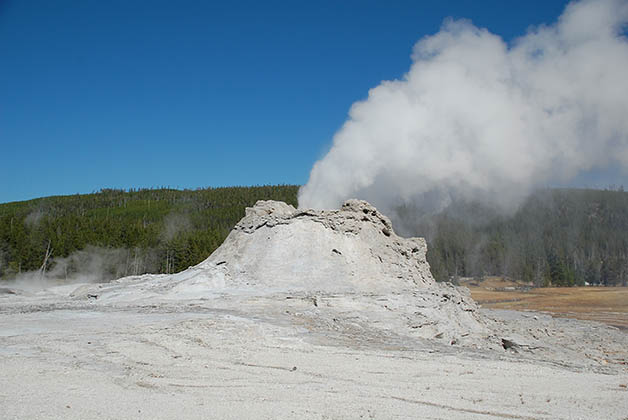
[3,246,156,293]
[299,0,628,221]
[161,212,192,241]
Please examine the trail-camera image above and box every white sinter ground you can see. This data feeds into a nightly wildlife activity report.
[1,200,627,419]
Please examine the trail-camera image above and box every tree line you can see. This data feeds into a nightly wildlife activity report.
[1,186,626,287]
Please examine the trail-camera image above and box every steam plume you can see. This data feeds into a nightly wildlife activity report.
[299,0,628,220]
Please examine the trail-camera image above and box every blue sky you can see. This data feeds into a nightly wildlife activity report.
[0,0,595,203]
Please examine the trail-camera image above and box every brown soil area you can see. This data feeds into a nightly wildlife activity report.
[464,279,628,329]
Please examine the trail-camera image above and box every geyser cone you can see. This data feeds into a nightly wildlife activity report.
[70,199,489,346]
[197,199,435,293]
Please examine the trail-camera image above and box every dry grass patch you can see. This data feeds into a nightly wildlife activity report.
[465,283,628,329]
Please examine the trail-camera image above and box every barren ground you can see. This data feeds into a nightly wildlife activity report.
[2,285,628,420]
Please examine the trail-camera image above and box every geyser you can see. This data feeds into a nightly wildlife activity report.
[299,0,628,217]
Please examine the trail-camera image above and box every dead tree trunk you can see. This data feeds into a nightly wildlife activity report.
[39,240,53,279]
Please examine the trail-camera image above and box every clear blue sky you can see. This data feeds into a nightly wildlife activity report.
[0,0,586,203]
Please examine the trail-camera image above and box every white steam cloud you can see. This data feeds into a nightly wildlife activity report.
[299,0,628,217]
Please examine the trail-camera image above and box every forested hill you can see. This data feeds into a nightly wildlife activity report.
[0,186,298,282]
[1,186,627,287]
[422,188,628,286]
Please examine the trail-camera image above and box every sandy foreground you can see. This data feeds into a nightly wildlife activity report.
[1,290,627,420]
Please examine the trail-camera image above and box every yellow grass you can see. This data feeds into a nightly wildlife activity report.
[465,283,628,329]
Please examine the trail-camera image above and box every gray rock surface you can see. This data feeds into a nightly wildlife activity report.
[204,199,435,291]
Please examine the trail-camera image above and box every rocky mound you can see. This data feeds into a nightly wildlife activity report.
[198,199,435,293]
[64,199,493,346]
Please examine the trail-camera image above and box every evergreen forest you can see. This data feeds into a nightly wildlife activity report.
[417,188,628,286]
